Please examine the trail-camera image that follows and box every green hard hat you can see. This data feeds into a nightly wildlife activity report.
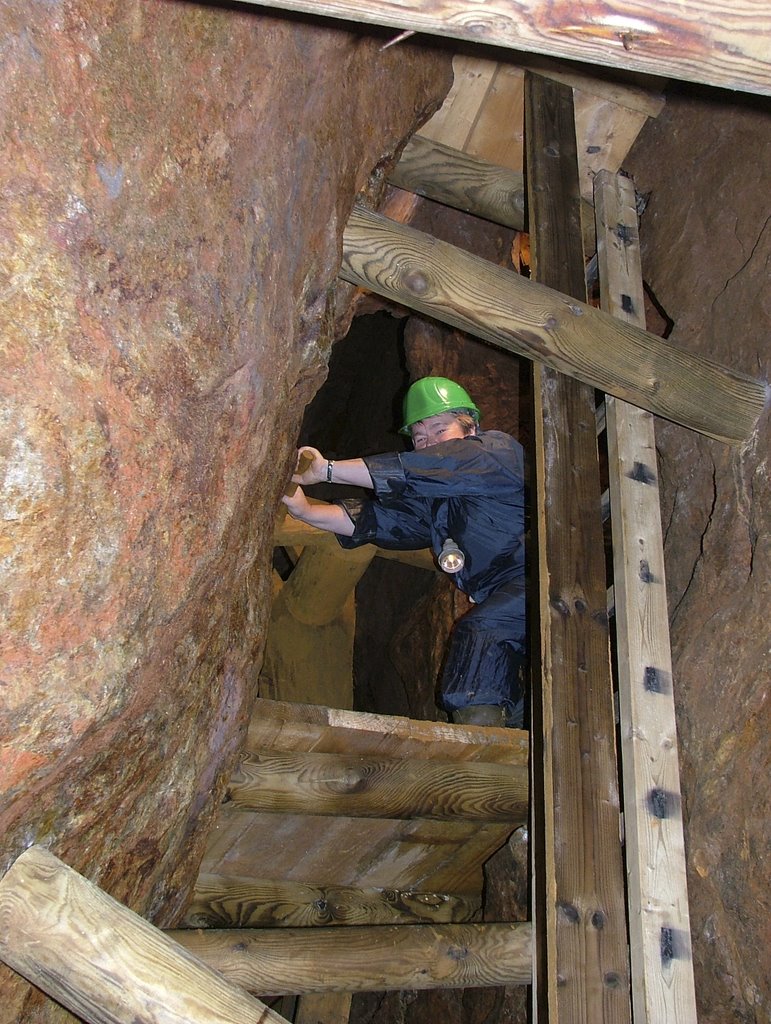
[400,377,481,434]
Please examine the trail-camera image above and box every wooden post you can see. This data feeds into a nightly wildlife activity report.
[227,749,529,823]
[388,134,527,229]
[0,846,287,1024]
[341,206,766,443]
[185,874,481,928]
[526,73,631,1024]
[595,168,699,1024]
[281,544,375,626]
[168,921,532,994]
[234,0,771,95]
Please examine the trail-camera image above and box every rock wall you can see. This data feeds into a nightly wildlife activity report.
[0,2,450,1018]
[626,89,770,1024]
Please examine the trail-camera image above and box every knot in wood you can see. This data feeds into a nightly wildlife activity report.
[403,269,430,296]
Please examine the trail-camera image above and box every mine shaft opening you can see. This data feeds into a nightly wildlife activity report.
[274,308,534,725]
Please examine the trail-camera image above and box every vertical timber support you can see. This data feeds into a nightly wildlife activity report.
[595,169,698,1023]
[526,73,631,1023]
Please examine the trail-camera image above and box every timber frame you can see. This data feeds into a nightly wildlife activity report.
[2,8,767,1024]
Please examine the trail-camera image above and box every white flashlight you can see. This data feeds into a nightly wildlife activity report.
[438,537,465,574]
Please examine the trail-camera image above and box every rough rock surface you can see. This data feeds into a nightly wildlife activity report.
[625,88,770,1024]
[0,2,450,1018]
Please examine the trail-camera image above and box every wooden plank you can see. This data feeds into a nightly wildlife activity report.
[573,94,649,202]
[295,993,352,1024]
[198,806,513,894]
[595,168,698,1024]
[227,750,529,823]
[0,846,288,1024]
[526,72,631,1024]
[420,54,498,149]
[464,62,526,172]
[340,206,766,443]
[184,874,481,928]
[236,0,771,95]
[169,922,532,994]
[246,698,529,764]
[389,134,527,230]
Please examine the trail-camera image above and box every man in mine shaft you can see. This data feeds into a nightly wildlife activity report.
[283,376,527,728]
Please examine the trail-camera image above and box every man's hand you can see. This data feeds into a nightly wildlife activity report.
[281,484,311,519]
[292,446,326,485]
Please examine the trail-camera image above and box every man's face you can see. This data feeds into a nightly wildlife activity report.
[410,412,468,450]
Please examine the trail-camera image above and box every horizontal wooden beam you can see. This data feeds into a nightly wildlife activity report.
[0,847,287,1024]
[227,750,529,823]
[341,206,767,443]
[185,874,481,928]
[389,134,526,230]
[168,922,532,994]
[234,1,771,96]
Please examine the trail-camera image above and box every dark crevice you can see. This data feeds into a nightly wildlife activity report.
[643,280,674,338]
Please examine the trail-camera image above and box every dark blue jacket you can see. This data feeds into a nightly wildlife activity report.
[336,431,525,604]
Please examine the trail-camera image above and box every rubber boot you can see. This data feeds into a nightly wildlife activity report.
[451,704,507,727]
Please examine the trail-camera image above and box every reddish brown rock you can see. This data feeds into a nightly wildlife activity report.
[0,2,450,1017]
[626,89,770,1024]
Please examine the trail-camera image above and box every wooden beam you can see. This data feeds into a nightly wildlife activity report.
[526,73,631,1024]
[227,749,529,823]
[246,698,529,764]
[281,543,375,626]
[388,134,527,230]
[168,921,532,994]
[185,874,481,928]
[595,168,698,1023]
[0,846,287,1024]
[341,206,766,444]
[296,994,351,1024]
[235,1,771,95]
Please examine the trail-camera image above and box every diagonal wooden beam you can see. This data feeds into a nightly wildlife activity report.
[388,133,527,230]
[235,1,771,95]
[227,750,529,823]
[341,206,766,444]
[0,846,289,1024]
[168,921,532,994]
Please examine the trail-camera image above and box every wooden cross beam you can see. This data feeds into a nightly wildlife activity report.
[168,921,532,994]
[227,749,529,823]
[388,133,527,230]
[341,205,766,444]
[233,0,771,95]
[185,874,481,928]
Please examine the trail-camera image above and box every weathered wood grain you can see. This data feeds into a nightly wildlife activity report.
[527,73,631,1024]
[169,921,532,994]
[596,168,698,1024]
[235,0,771,95]
[341,206,766,443]
[389,133,527,229]
[184,873,481,928]
[227,750,529,823]
[246,698,529,764]
[281,542,375,626]
[0,846,287,1024]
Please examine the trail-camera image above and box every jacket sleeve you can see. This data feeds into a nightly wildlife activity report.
[335,496,433,551]
[364,433,524,501]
